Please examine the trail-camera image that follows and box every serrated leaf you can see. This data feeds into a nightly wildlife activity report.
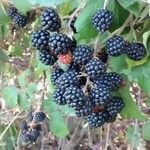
[13,0,32,14]
[48,112,69,137]
[2,86,18,108]
[142,121,150,141]
[18,93,30,110]
[119,77,147,121]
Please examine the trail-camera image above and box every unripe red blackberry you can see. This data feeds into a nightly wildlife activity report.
[38,50,57,66]
[73,45,94,65]
[125,42,146,61]
[58,51,72,64]
[31,30,50,50]
[40,8,61,32]
[64,85,85,108]
[106,35,126,56]
[92,9,113,32]
[85,58,106,79]
[48,33,75,55]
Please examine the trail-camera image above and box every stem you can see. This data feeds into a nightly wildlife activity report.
[103,0,109,9]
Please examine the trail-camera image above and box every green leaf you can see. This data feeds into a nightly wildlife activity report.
[119,77,147,121]
[13,0,32,14]
[18,93,30,110]
[48,112,69,137]
[125,125,141,148]
[26,82,37,98]
[18,69,31,88]
[0,50,9,62]
[143,30,150,52]
[142,121,150,141]
[2,86,18,108]
[59,105,75,116]
[0,4,9,25]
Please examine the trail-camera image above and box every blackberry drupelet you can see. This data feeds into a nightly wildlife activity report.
[29,128,40,142]
[53,87,66,105]
[106,35,126,56]
[87,112,106,128]
[94,72,123,91]
[13,13,27,27]
[31,30,50,50]
[89,85,112,107]
[64,85,85,108]
[34,111,46,123]
[20,121,28,130]
[106,96,124,116]
[48,33,75,55]
[56,69,78,88]
[38,50,57,66]
[40,8,61,32]
[73,45,94,65]
[126,42,146,61]
[85,58,106,79]
[92,9,113,32]
[7,7,18,19]
[51,68,64,85]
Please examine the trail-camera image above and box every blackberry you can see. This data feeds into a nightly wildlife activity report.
[97,50,108,63]
[20,121,28,130]
[94,72,123,91]
[7,7,18,19]
[126,42,146,61]
[85,58,106,79]
[92,9,113,32]
[28,111,33,122]
[106,35,126,56]
[34,111,46,123]
[89,85,112,107]
[40,8,61,32]
[53,87,66,105]
[51,68,64,85]
[56,69,78,88]
[31,30,50,50]
[70,16,77,33]
[106,96,124,116]
[73,45,94,65]
[103,111,117,123]
[13,13,27,27]
[75,99,92,117]
[29,128,40,142]
[48,33,75,55]
[38,50,57,66]
[87,112,106,128]
[20,131,31,145]
[64,85,85,108]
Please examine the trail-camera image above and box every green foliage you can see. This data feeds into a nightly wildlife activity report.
[142,121,150,141]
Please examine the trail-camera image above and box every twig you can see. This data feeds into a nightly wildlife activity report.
[83,76,90,93]
[104,124,110,150]
[0,112,21,140]
[103,0,109,9]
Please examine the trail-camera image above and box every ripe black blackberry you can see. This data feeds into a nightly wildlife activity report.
[34,111,46,123]
[97,50,108,63]
[103,111,117,123]
[7,7,18,19]
[20,121,28,130]
[92,9,113,32]
[56,70,78,88]
[85,58,106,79]
[89,85,112,107]
[94,72,123,91]
[29,128,40,142]
[126,42,146,61]
[53,87,66,105]
[87,112,106,128]
[31,30,50,50]
[13,13,27,27]
[64,85,85,108]
[48,33,75,55]
[38,50,57,66]
[20,131,31,145]
[75,99,92,117]
[106,35,126,56]
[67,63,81,72]
[106,96,124,116]
[40,8,61,32]
[73,45,94,65]
[51,68,64,85]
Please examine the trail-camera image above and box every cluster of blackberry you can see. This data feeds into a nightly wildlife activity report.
[19,111,46,145]
[7,7,27,27]
[92,9,147,61]
[31,8,75,65]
